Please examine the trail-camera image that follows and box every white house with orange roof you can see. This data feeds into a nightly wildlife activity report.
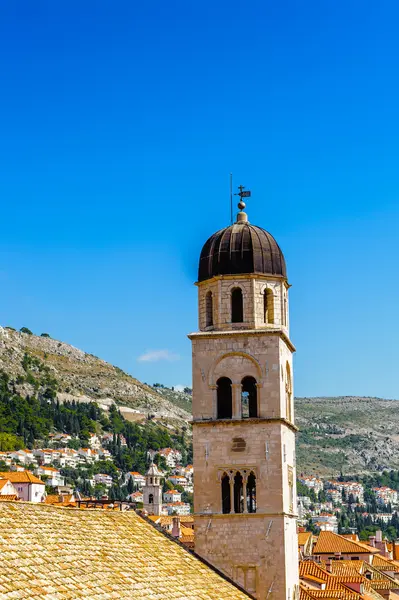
[94,473,113,487]
[168,474,192,492]
[164,501,191,516]
[0,471,45,503]
[157,448,182,468]
[36,466,65,487]
[164,489,182,503]
[299,475,323,495]
[373,486,398,505]
[126,472,146,488]
[33,448,55,465]
[78,448,100,463]
[0,477,18,497]
[128,490,143,503]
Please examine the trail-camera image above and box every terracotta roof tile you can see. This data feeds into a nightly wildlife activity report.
[0,471,44,485]
[313,531,378,555]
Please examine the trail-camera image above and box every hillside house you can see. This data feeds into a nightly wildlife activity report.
[164,489,182,503]
[0,478,18,498]
[36,466,65,487]
[94,473,113,487]
[126,472,146,488]
[0,471,45,503]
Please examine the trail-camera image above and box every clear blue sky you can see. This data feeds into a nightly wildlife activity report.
[1,0,399,398]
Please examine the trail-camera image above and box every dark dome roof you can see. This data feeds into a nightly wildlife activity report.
[198,222,286,282]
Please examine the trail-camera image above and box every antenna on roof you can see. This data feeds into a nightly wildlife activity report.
[230,173,233,225]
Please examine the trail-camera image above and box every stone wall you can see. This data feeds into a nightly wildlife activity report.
[197,275,289,333]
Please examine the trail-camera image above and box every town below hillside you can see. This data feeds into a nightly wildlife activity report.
[2,325,399,491]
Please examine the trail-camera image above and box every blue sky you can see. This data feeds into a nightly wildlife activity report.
[1,0,399,397]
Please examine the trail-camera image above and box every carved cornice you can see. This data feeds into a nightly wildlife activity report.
[191,417,298,433]
[188,328,296,353]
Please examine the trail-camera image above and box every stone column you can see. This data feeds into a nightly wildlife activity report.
[232,383,241,419]
[229,473,235,514]
[210,385,217,419]
[256,383,262,418]
[242,474,248,514]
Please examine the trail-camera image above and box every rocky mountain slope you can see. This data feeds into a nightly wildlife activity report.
[0,326,191,428]
[2,326,399,475]
[296,396,399,476]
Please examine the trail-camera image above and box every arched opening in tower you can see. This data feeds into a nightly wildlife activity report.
[247,472,256,513]
[241,376,258,418]
[234,471,244,513]
[231,287,243,323]
[216,377,232,419]
[149,493,154,504]
[205,291,213,327]
[221,473,231,514]
[264,288,274,324]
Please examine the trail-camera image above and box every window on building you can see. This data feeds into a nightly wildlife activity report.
[247,472,256,513]
[205,291,213,327]
[221,473,231,514]
[234,471,244,513]
[264,288,274,324]
[231,287,243,323]
[217,377,233,419]
[149,493,154,504]
[241,376,258,418]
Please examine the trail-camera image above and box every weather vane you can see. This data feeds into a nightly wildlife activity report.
[229,176,252,224]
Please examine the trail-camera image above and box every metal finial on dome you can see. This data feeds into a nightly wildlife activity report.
[235,185,251,224]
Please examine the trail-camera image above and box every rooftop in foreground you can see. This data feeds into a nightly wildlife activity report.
[0,501,250,599]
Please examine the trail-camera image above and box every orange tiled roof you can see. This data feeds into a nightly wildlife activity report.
[331,561,364,575]
[313,531,378,555]
[0,479,11,491]
[0,471,44,485]
[0,495,19,501]
[372,554,398,571]
[298,532,313,546]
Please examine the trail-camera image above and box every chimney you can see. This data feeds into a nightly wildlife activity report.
[334,552,342,560]
[374,530,388,556]
[172,516,181,539]
[369,535,376,548]
[326,558,332,573]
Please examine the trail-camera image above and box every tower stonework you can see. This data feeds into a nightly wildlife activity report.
[189,202,299,599]
[143,461,163,516]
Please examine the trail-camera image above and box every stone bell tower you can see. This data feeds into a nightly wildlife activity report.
[189,190,299,600]
[143,461,163,516]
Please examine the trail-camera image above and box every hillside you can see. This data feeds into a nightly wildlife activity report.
[0,326,190,428]
[2,326,399,477]
[296,396,399,476]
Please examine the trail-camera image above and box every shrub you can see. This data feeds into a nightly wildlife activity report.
[40,333,51,338]
[20,327,33,335]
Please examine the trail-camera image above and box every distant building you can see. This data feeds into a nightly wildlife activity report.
[163,489,182,503]
[299,476,323,495]
[36,466,65,487]
[164,502,191,516]
[0,471,45,503]
[94,473,113,487]
[143,462,163,516]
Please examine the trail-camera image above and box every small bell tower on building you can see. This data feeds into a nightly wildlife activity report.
[189,190,299,599]
[143,460,163,516]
